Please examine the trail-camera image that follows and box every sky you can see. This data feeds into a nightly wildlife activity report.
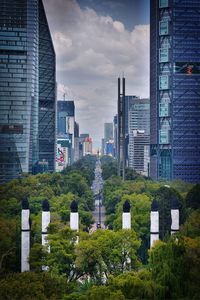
[43,0,150,147]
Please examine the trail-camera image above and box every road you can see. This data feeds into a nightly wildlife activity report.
[90,159,106,232]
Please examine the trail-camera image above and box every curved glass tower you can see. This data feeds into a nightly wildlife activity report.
[150,0,200,183]
[0,0,56,183]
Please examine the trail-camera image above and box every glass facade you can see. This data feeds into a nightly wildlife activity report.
[0,0,56,183]
[150,0,200,183]
[38,0,56,172]
[56,101,75,168]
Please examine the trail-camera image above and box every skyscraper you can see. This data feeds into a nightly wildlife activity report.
[150,0,200,183]
[0,0,56,183]
[127,97,150,173]
[104,123,113,144]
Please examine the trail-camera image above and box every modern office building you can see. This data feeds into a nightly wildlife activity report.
[105,140,114,157]
[0,0,56,183]
[113,115,118,158]
[129,130,150,173]
[150,0,200,183]
[56,100,75,170]
[127,97,150,172]
[38,0,56,173]
[104,123,113,143]
[83,136,92,156]
[74,121,80,162]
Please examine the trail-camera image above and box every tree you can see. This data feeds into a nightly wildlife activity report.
[155,186,184,240]
[186,184,200,210]
[76,229,140,283]
[0,272,68,300]
[149,236,200,299]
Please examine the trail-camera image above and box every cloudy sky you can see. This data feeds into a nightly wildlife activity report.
[43,0,150,147]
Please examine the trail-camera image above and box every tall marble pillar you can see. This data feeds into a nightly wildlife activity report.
[150,199,159,247]
[21,197,30,272]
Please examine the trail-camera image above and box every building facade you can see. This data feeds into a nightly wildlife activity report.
[150,0,200,183]
[0,0,56,183]
[127,97,150,173]
[56,100,75,170]
[104,123,113,143]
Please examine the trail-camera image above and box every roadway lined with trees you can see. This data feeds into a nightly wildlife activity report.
[0,155,200,299]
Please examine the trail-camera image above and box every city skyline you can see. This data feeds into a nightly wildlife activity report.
[43,0,150,147]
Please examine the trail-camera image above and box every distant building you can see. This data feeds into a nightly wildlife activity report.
[105,140,114,156]
[150,0,200,182]
[129,130,150,173]
[101,138,105,156]
[83,137,92,156]
[104,123,113,143]
[0,0,56,183]
[113,115,118,158]
[143,145,150,177]
[127,97,150,173]
[74,122,80,162]
[79,134,89,158]
[56,101,75,170]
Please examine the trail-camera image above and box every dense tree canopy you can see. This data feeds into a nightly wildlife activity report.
[0,156,199,299]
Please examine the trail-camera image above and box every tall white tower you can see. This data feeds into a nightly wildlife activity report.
[21,197,30,272]
[150,199,159,248]
[122,200,131,229]
[171,197,179,235]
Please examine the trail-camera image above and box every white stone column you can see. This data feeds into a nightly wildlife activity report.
[42,200,50,271]
[21,198,30,272]
[122,200,131,229]
[171,197,179,235]
[42,200,50,250]
[122,200,131,269]
[70,200,79,244]
[150,199,159,248]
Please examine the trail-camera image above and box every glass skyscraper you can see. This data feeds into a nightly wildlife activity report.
[150,0,200,183]
[0,0,56,183]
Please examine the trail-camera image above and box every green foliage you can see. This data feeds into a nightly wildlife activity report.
[181,209,200,238]
[47,225,79,280]
[186,184,200,210]
[0,217,20,275]
[29,243,48,271]
[76,229,140,283]
[149,236,200,299]
[155,186,185,240]
[63,155,96,186]
[101,156,118,180]
[0,272,68,300]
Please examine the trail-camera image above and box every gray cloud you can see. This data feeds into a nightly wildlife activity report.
[43,0,149,147]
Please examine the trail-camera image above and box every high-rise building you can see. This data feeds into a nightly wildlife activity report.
[150,0,200,183]
[83,137,92,156]
[129,130,150,173]
[127,97,150,173]
[56,101,75,169]
[113,115,118,158]
[74,121,80,162]
[0,0,56,183]
[104,123,113,143]
[38,0,56,173]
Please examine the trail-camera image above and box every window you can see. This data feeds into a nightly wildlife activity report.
[159,75,169,90]
[159,0,168,8]
[159,48,169,63]
[159,103,169,117]
[159,21,169,35]
[159,130,170,144]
